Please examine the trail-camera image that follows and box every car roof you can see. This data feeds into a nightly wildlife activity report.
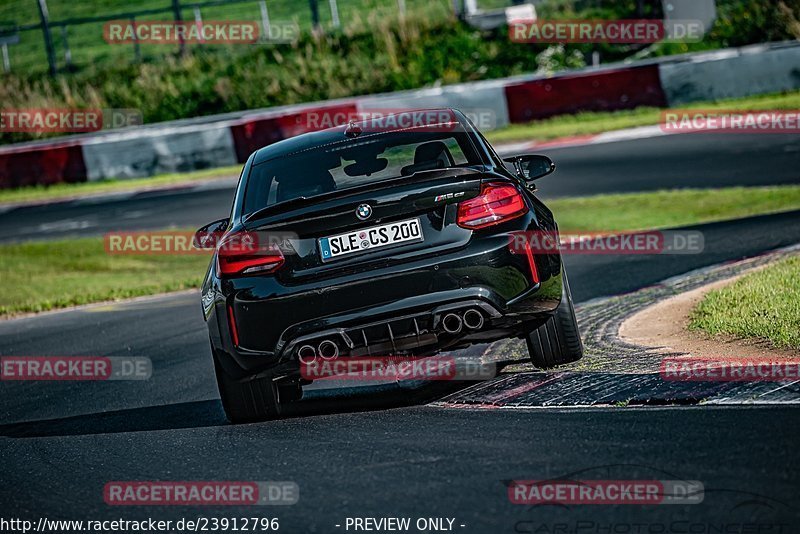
[252,108,467,166]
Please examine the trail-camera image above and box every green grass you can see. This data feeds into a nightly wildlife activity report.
[0,0,453,75]
[0,236,210,315]
[4,185,800,317]
[486,107,665,144]
[548,186,800,233]
[2,10,546,145]
[484,89,800,144]
[690,256,800,350]
[0,165,241,205]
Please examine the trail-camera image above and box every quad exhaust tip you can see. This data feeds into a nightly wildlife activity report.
[301,310,483,362]
[318,340,339,360]
[297,345,317,365]
[463,309,484,330]
[442,313,463,334]
[442,309,484,334]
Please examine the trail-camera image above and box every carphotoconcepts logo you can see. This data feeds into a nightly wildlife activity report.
[300,356,496,382]
[0,356,151,381]
[301,108,496,133]
[103,481,298,506]
[103,21,259,44]
[661,357,800,382]
[103,230,297,255]
[509,230,704,255]
[508,479,704,505]
[0,109,142,133]
[661,110,800,134]
[509,19,704,44]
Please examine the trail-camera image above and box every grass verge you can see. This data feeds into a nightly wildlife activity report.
[0,165,241,206]
[548,185,800,232]
[2,90,799,207]
[3,185,800,317]
[0,237,210,316]
[690,256,800,350]
[484,89,800,145]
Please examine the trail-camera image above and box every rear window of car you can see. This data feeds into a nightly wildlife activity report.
[242,128,483,217]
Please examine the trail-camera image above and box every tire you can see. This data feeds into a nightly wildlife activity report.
[213,351,282,423]
[525,269,584,369]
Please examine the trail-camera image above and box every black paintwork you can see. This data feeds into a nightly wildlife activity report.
[200,109,563,380]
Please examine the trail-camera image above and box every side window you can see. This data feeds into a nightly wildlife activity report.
[230,164,246,223]
[442,137,469,165]
[461,115,497,167]
[477,131,505,169]
[267,175,278,205]
[242,162,279,214]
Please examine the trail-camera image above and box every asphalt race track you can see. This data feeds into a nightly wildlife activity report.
[1,132,799,243]
[1,131,799,531]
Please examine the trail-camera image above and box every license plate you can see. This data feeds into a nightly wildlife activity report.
[319,218,423,262]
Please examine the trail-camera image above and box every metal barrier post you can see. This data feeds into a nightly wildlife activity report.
[36,0,57,75]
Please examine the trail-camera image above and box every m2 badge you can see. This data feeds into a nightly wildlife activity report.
[434,192,465,202]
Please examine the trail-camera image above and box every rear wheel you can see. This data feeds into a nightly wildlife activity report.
[525,270,583,369]
[213,351,282,423]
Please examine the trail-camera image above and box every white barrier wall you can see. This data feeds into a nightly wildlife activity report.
[81,123,238,181]
[356,78,511,130]
[659,44,800,106]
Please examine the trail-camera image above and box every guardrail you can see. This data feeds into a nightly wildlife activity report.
[1,41,799,189]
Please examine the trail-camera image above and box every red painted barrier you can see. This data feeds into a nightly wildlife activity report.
[230,102,357,163]
[504,66,667,123]
[0,142,87,189]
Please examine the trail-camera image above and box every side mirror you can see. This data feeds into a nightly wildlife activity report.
[193,218,229,249]
[503,154,556,181]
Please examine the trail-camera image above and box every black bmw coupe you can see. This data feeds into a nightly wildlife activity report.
[195,109,582,422]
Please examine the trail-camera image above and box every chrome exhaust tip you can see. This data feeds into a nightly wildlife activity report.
[297,345,317,365]
[463,309,484,330]
[318,340,339,360]
[442,313,463,334]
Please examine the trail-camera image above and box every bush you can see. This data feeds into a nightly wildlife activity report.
[650,0,800,56]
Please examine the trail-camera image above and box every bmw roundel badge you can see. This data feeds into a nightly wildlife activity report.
[356,204,373,220]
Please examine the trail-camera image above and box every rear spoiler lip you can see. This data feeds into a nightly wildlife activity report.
[243,166,489,229]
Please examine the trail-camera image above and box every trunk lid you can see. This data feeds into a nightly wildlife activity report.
[244,168,485,280]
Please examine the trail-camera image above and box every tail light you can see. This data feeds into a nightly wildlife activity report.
[457,182,527,230]
[216,232,285,277]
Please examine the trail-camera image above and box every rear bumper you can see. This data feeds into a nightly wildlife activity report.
[207,216,563,374]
